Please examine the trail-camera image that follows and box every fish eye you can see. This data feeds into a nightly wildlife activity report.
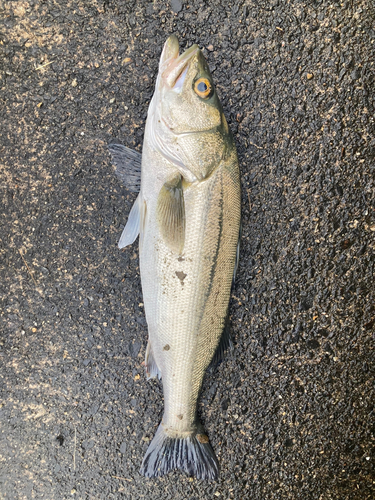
[194,77,213,98]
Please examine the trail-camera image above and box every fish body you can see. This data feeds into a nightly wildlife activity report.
[109,36,241,480]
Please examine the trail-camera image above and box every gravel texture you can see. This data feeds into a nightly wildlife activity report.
[1,1,374,499]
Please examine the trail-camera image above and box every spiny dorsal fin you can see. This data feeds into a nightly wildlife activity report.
[156,174,185,254]
[108,143,141,192]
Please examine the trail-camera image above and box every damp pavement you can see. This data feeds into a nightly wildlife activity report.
[1,1,374,499]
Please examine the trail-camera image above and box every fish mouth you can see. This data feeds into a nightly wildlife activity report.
[162,38,199,89]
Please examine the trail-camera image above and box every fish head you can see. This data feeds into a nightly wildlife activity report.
[148,36,232,182]
[159,36,222,133]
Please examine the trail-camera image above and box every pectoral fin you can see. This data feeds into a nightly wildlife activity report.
[108,143,142,192]
[156,175,185,254]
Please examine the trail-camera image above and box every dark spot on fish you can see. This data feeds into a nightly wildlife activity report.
[175,270,187,284]
[56,435,64,446]
[196,433,209,444]
[163,344,170,351]
[177,414,183,420]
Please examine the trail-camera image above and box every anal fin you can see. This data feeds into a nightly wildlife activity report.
[145,341,162,380]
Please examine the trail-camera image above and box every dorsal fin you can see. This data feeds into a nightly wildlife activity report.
[209,311,232,368]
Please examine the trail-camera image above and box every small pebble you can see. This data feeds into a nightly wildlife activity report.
[171,0,182,13]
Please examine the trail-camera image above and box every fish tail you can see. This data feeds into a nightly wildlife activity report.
[140,422,219,480]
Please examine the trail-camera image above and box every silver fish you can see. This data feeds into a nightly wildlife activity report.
[109,36,241,480]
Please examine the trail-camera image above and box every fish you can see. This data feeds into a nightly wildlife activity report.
[108,35,241,480]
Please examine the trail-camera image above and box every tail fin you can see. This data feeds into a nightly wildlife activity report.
[140,423,219,480]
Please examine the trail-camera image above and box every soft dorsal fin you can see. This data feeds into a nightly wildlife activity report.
[156,175,185,255]
[108,143,142,192]
[209,310,232,368]
[232,222,242,286]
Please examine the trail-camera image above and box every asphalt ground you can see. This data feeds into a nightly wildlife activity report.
[1,1,374,499]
